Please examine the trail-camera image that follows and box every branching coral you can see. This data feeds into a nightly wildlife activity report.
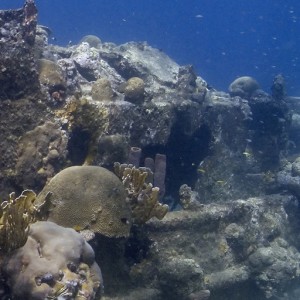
[0,190,51,254]
[114,162,168,224]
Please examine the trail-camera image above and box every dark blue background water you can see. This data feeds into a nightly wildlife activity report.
[1,0,300,94]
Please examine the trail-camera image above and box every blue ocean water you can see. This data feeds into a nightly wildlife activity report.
[1,0,300,94]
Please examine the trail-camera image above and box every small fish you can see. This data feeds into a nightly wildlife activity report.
[195,14,204,18]
[216,180,225,184]
[243,151,252,158]
[197,168,206,174]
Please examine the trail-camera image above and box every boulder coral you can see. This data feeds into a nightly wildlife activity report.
[36,166,132,238]
[91,78,114,101]
[79,35,102,49]
[228,76,260,99]
[37,58,67,104]
[123,77,145,104]
[2,221,102,299]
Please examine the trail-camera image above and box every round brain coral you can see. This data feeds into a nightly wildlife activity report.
[36,166,132,238]
[3,221,102,299]
[124,77,145,103]
[228,76,260,99]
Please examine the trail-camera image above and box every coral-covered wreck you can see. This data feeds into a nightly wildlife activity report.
[1,1,300,300]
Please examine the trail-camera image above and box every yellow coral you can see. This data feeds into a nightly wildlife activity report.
[114,162,168,224]
[0,190,51,253]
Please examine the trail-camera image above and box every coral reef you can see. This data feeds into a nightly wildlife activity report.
[2,221,102,299]
[228,76,260,99]
[0,2,62,199]
[114,163,168,224]
[142,194,300,300]
[36,166,132,238]
[1,2,300,299]
[15,121,68,190]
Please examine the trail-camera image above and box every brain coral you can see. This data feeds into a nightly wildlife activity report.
[36,166,132,238]
[3,221,102,299]
[228,76,260,99]
[123,77,145,103]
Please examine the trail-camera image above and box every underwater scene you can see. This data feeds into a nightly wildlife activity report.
[1,0,300,299]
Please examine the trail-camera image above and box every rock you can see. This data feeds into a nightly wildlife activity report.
[271,74,286,101]
[72,42,100,81]
[188,289,210,300]
[248,88,291,170]
[96,134,129,167]
[0,1,39,99]
[195,87,290,202]
[141,194,300,299]
[100,41,180,94]
[34,25,50,59]
[248,242,300,298]
[277,158,300,197]
[157,256,203,298]
[292,157,300,176]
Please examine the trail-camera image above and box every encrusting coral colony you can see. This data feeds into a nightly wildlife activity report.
[2,0,300,299]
